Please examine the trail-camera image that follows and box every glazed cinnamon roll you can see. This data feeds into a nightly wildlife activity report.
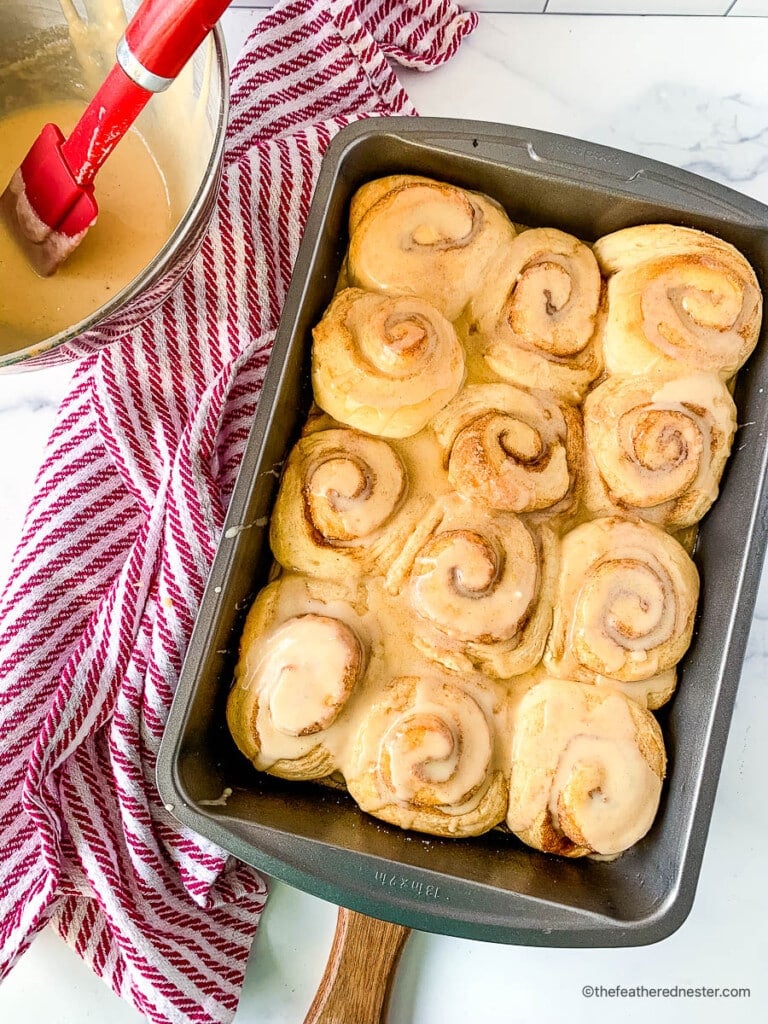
[431,383,582,516]
[311,288,464,438]
[270,427,422,580]
[507,678,665,857]
[583,373,737,529]
[544,517,699,705]
[346,673,508,837]
[386,497,557,679]
[594,224,762,380]
[469,228,603,402]
[607,670,678,711]
[227,578,367,780]
[347,174,517,321]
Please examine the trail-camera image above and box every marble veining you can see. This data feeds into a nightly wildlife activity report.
[593,84,768,189]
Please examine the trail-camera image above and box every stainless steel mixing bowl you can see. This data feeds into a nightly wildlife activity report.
[0,0,229,370]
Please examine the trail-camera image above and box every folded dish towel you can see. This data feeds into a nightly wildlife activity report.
[0,2,476,1021]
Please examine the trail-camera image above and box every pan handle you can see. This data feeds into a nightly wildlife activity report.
[303,907,410,1024]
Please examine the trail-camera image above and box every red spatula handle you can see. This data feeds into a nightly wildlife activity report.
[60,0,232,187]
[125,0,233,81]
[61,67,153,187]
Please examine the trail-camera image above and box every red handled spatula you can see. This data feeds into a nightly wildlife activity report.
[0,0,233,278]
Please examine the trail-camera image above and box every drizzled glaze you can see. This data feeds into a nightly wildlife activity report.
[312,288,465,438]
[227,177,758,855]
[507,679,665,856]
[245,615,361,737]
[371,678,493,811]
[469,227,604,402]
[380,493,557,680]
[348,175,517,321]
[584,373,737,528]
[545,517,699,687]
[346,673,509,837]
[410,521,537,644]
[594,224,762,380]
[432,382,582,515]
[228,574,515,810]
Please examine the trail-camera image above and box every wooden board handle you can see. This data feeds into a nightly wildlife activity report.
[303,907,410,1024]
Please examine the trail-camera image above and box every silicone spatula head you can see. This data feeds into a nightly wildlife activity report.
[0,123,99,277]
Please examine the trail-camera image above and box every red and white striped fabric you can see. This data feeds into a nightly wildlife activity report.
[0,1,476,1021]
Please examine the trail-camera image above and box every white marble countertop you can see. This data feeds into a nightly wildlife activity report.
[2,7,768,1024]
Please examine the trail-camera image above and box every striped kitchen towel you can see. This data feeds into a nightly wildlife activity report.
[0,2,476,1022]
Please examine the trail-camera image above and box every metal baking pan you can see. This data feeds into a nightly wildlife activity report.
[157,118,768,947]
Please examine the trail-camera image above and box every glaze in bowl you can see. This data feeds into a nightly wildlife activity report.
[0,0,229,370]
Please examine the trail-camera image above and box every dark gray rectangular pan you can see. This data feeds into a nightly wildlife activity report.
[157,118,768,947]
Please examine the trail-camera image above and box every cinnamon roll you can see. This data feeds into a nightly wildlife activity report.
[544,517,699,705]
[583,373,737,529]
[346,673,508,837]
[431,383,582,516]
[507,678,665,857]
[270,427,423,580]
[594,224,762,380]
[386,497,557,679]
[607,670,678,711]
[311,288,464,438]
[227,578,367,780]
[469,228,603,402]
[347,175,517,321]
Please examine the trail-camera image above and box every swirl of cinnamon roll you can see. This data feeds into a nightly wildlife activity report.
[346,674,508,837]
[347,175,517,321]
[311,288,465,438]
[469,228,603,402]
[594,224,762,380]
[507,678,666,857]
[583,373,737,529]
[385,497,557,679]
[227,579,366,780]
[271,428,422,580]
[544,517,699,704]
[431,383,582,516]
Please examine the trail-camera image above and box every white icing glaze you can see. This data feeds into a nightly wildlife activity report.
[305,438,405,545]
[431,383,576,514]
[508,679,663,856]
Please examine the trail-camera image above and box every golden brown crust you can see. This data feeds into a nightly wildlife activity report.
[347,174,517,321]
[311,287,464,438]
[543,516,699,704]
[583,373,736,529]
[507,678,666,857]
[346,674,508,838]
[594,224,762,380]
[469,227,604,402]
[270,427,428,580]
[431,382,583,519]
[384,496,558,679]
